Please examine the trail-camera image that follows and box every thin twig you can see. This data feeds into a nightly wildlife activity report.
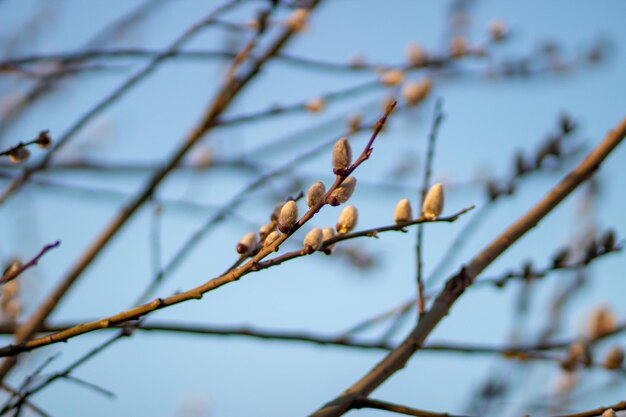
[355,397,473,417]
[416,100,445,316]
[0,241,61,286]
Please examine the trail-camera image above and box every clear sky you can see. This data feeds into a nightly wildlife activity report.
[0,1,625,416]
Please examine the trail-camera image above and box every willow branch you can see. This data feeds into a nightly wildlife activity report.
[307,116,626,417]
[0,94,391,360]
[0,241,61,286]
[0,0,321,382]
[355,397,472,417]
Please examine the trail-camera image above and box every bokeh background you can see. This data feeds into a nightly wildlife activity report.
[0,1,625,416]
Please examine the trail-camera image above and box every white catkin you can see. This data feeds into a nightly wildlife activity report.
[306,181,326,208]
[236,232,257,255]
[604,346,625,370]
[303,227,324,253]
[587,305,616,339]
[278,200,298,232]
[332,137,352,171]
[601,409,617,417]
[394,198,412,224]
[402,77,432,106]
[328,176,357,206]
[263,231,282,250]
[322,227,336,253]
[379,69,404,86]
[422,183,444,220]
[336,205,358,234]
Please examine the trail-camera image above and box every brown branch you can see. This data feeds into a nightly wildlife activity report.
[551,401,626,417]
[0,93,391,360]
[0,0,322,382]
[251,206,475,271]
[307,116,626,417]
[0,241,61,286]
[0,0,241,205]
[355,397,472,417]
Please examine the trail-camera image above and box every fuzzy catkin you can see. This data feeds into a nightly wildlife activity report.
[422,183,444,220]
[336,206,358,234]
[328,176,356,206]
[303,228,324,253]
[306,181,326,208]
[278,200,298,233]
[263,231,281,250]
[322,227,336,254]
[332,137,352,171]
[394,198,412,224]
[236,232,257,255]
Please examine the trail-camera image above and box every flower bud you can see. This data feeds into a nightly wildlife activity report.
[336,205,358,234]
[587,305,616,339]
[604,346,624,370]
[450,35,467,58]
[236,232,257,255]
[422,183,444,220]
[284,8,309,32]
[347,113,362,133]
[405,42,427,67]
[7,147,30,164]
[303,227,324,254]
[278,200,298,233]
[259,223,274,240]
[263,231,282,251]
[488,19,507,42]
[322,227,336,254]
[332,137,352,172]
[394,198,412,225]
[305,97,324,113]
[602,409,617,417]
[327,176,356,206]
[380,69,404,86]
[402,77,432,106]
[306,181,326,208]
[37,130,52,149]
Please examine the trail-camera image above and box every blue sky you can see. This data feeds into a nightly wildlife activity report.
[0,1,626,416]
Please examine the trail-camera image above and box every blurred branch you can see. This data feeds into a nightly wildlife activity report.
[0,241,61,286]
[355,397,472,417]
[0,97,393,359]
[307,116,626,417]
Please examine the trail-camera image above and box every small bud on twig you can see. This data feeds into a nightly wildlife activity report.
[7,147,30,164]
[322,227,336,255]
[336,205,358,234]
[236,232,258,256]
[332,137,352,173]
[306,181,326,208]
[379,69,405,86]
[602,409,617,417]
[422,183,444,220]
[586,305,616,339]
[604,346,624,370]
[259,223,274,240]
[305,97,325,113]
[402,77,432,106]
[405,42,427,67]
[284,8,309,32]
[393,198,412,225]
[263,231,281,251]
[327,176,357,206]
[278,200,298,233]
[303,227,324,254]
[488,19,508,42]
[36,130,52,149]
